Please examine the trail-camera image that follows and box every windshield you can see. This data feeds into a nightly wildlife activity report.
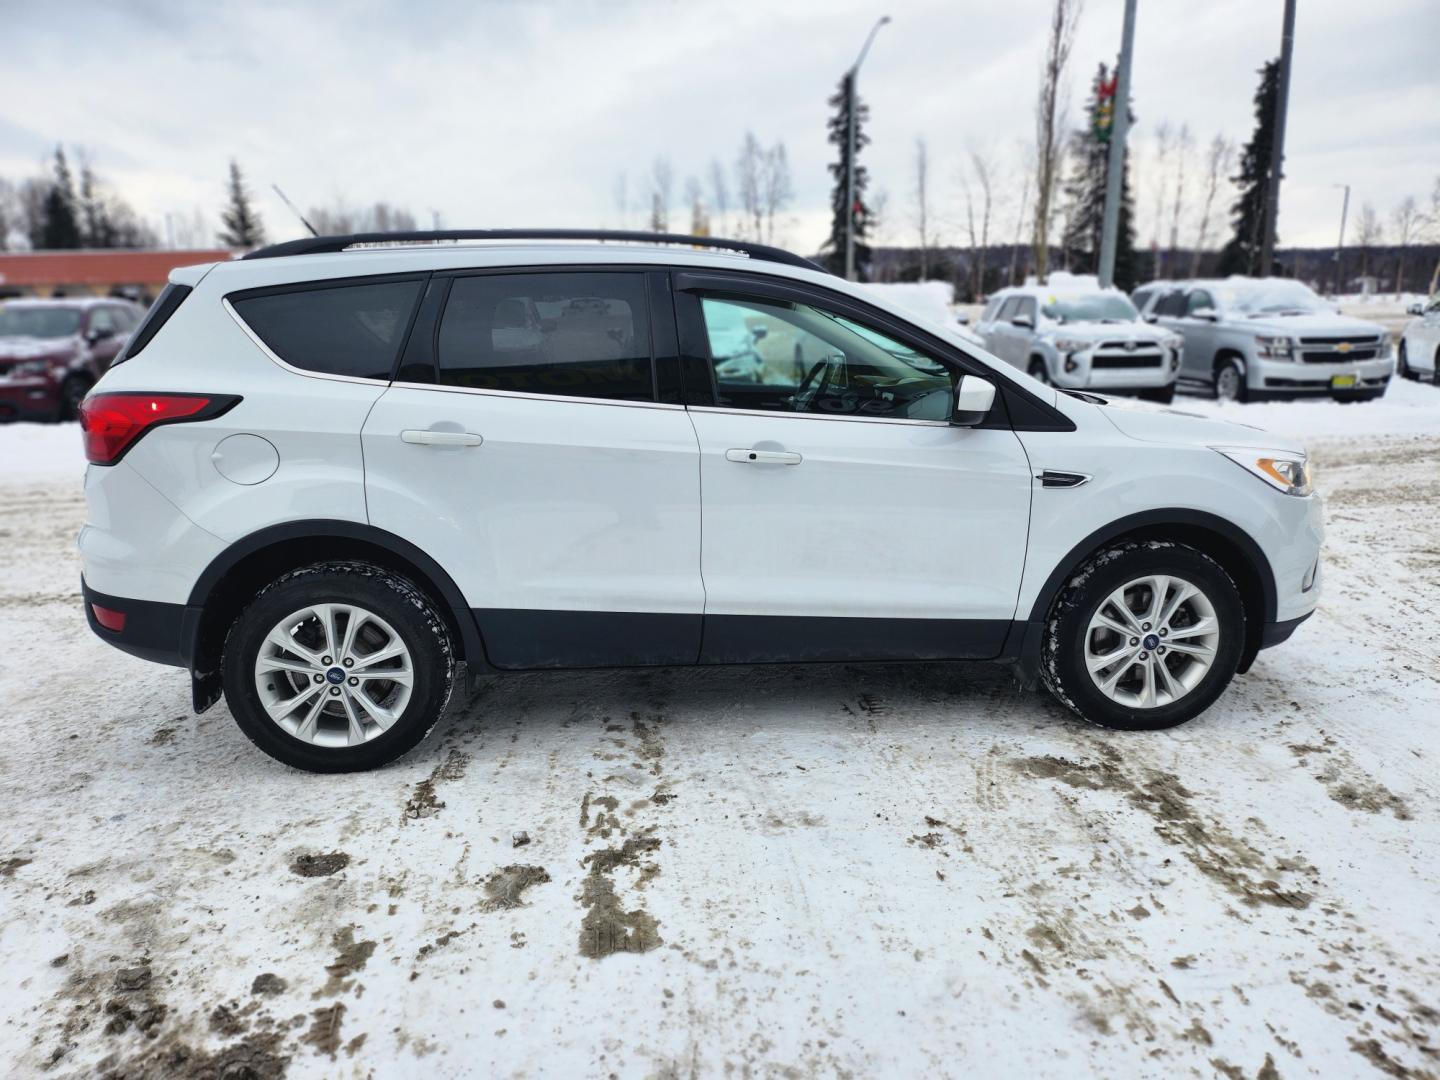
[1041,293,1138,324]
[0,307,83,339]
[1217,281,1328,316]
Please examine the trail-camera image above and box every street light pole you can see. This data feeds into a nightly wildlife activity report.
[1332,184,1350,296]
[1259,0,1297,276]
[1097,0,1137,289]
[845,15,891,282]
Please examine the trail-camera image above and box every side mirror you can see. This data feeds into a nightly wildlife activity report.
[1011,314,1034,329]
[954,312,971,326]
[751,325,768,342]
[1142,312,1158,323]
[1190,307,1219,322]
[951,375,996,426]
[1408,302,1425,316]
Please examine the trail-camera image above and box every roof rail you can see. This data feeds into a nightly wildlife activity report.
[241,229,829,273]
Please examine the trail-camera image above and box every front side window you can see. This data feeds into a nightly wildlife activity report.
[1014,297,1038,324]
[980,296,1003,322]
[88,308,118,337]
[436,272,652,401]
[1186,290,1215,315]
[1155,291,1188,318]
[232,278,425,380]
[698,294,955,422]
[996,296,1020,321]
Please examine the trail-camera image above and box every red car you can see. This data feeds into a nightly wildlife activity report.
[0,298,144,422]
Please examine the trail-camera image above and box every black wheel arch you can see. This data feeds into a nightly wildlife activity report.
[183,520,489,709]
[1016,509,1277,684]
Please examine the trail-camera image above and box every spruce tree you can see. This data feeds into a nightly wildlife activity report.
[1061,63,1138,290]
[1219,60,1279,277]
[79,163,115,248]
[821,74,873,279]
[219,160,266,249]
[41,147,81,249]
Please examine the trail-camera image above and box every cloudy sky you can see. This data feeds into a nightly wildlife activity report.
[0,0,1434,255]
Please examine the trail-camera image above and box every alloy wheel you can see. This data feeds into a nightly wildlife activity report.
[1084,574,1220,709]
[254,603,414,747]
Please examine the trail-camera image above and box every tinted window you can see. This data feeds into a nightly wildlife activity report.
[436,272,652,401]
[1015,297,1038,323]
[1155,290,1188,318]
[232,278,424,380]
[698,293,955,421]
[112,284,191,366]
[88,308,119,337]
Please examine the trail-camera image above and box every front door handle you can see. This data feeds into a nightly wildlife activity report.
[726,448,802,465]
[401,429,483,447]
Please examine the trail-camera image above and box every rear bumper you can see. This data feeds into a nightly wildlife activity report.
[82,578,191,669]
[1261,611,1312,649]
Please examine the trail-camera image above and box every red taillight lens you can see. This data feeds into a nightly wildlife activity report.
[79,393,229,465]
[91,603,127,632]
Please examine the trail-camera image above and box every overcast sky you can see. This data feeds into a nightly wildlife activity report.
[0,0,1435,255]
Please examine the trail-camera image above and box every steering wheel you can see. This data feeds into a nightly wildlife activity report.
[791,355,838,412]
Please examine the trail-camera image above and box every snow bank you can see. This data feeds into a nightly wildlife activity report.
[862,281,955,326]
[0,422,86,484]
[1171,376,1440,443]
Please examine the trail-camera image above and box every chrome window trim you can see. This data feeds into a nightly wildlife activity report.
[223,297,393,387]
[686,404,952,428]
[388,380,683,411]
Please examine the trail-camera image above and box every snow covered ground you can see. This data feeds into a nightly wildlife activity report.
[2,391,1439,1077]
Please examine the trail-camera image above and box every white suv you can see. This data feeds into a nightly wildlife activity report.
[77,230,1323,772]
[975,283,1182,403]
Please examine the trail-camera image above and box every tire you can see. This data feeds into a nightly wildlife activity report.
[1040,541,1245,731]
[1028,358,1052,385]
[1214,357,1247,403]
[1433,349,1440,387]
[58,376,91,422]
[1140,385,1176,405]
[222,561,455,772]
[1397,341,1412,379]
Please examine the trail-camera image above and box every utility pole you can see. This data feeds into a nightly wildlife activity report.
[1259,0,1297,277]
[1331,184,1350,296]
[1097,0,1137,288]
[844,15,890,281]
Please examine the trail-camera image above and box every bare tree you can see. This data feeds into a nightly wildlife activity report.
[959,146,996,299]
[649,157,673,232]
[612,173,629,229]
[759,142,793,245]
[1166,123,1194,276]
[1425,175,1440,295]
[912,137,934,279]
[1010,154,1035,286]
[306,201,417,235]
[0,177,16,250]
[1390,195,1421,296]
[707,159,730,237]
[1191,134,1235,277]
[869,186,892,256]
[1354,202,1383,286]
[1031,0,1082,283]
[1148,121,1173,277]
[683,176,707,236]
[735,132,763,241]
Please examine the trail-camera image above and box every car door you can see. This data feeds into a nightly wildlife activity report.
[1418,296,1440,369]
[673,271,1033,663]
[363,268,705,669]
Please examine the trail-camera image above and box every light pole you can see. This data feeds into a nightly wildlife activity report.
[1259,0,1297,276]
[1331,184,1350,296]
[1098,0,1137,289]
[845,15,890,281]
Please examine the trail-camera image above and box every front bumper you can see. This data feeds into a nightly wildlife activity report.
[1052,346,1180,390]
[1250,354,1394,397]
[0,377,61,420]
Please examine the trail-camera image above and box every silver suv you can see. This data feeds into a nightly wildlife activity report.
[1133,277,1394,402]
[975,282,1181,403]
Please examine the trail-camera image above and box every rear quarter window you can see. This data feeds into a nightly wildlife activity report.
[111,284,192,366]
[230,276,425,381]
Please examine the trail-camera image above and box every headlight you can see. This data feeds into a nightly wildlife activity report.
[1378,338,1394,359]
[1053,338,1091,353]
[1255,335,1295,360]
[1214,447,1313,496]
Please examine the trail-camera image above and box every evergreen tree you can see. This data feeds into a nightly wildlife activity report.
[1061,62,1138,290]
[79,162,115,248]
[821,74,873,279]
[40,147,81,249]
[218,160,266,249]
[1219,60,1279,276]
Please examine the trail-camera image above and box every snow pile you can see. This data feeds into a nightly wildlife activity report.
[0,422,86,484]
[1166,376,1440,442]
[862,282,983,345]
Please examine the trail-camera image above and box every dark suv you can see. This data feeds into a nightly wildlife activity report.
[0,298,143,421]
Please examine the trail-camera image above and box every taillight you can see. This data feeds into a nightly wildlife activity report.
[79,392,241,465]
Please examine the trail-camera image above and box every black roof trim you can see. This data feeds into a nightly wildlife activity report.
[242,229,829,274]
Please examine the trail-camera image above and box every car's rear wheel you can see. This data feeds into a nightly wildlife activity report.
[1041,541,1245,731]
[223,561,454,772]
[1214,358,1246,403]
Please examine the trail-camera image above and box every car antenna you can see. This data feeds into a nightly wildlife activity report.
[271,183,318,237]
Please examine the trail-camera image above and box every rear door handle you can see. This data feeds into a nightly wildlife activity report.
[401,429,483,447]
[726,448,802,465]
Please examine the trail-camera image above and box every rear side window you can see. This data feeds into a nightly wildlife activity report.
[435,272,653,401]
[231,277,425,381]
[111,284,191,366]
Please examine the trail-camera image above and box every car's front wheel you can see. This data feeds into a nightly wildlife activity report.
[1028,358,1052,385]
[1041,541,1245,731]
[1214,358,1247,403]
[1397,340,1412,379]
[223,561,455,772]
